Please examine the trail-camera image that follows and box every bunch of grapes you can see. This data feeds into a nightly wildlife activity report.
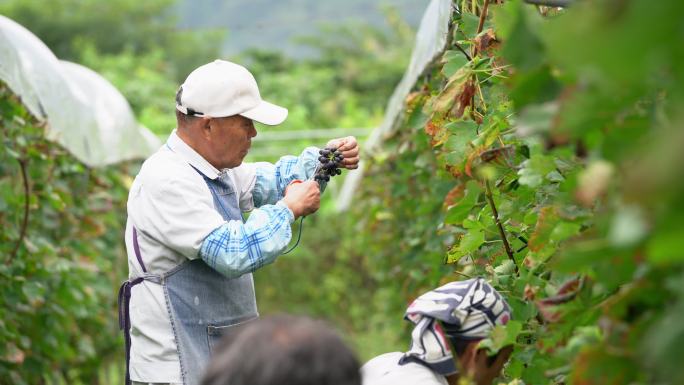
[314,147,344,183]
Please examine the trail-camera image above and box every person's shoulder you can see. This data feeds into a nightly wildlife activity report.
[137,149,203,189]
[227,162,257,184]
[363,352,404,366]
[361,352,446,385]
[362,352,404,374]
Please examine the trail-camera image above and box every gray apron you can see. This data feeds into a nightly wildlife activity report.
[120,170,258,385]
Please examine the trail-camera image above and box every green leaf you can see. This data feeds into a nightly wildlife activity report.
[509,65,562,109]
[458,12,481,38]
[460,229,485,254]
[550,222,581,243]
[494,259,516,276]
[500,4,545,71]
[443,121,479,165]
[517,154,556,188]
[442,50,469,78]
[479,320,523,354]
[444,181,482,225]
[516,102,558,137]
[647,226,684,265]
[447,229,485,264]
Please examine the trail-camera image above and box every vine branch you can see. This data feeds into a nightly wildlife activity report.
[485,180,518,274]
[524,0,574,7]
[8,158,30,265]
[476,0,490,35]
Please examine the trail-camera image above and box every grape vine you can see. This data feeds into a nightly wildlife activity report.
[346,1,684,384]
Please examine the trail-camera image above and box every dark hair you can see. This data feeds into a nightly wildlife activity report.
[201,314,362,385]
[175,108,198,126]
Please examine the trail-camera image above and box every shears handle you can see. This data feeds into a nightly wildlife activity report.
[285,179,303,195]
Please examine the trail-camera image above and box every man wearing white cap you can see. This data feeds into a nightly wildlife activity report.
[118,60,360,385]
[362,278,513,385]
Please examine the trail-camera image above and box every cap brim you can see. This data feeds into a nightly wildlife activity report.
[240,100,288,126]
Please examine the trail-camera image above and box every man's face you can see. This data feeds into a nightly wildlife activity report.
[204,115,257,169]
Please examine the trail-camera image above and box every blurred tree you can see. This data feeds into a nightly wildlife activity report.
[76,44,179,135]
[240,10,415,141]
[0,0,224,80]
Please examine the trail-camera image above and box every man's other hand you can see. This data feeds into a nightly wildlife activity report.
[282,181,320,218]
[326,136,360,169]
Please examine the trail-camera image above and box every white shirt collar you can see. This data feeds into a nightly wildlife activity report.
[166,130,221,180]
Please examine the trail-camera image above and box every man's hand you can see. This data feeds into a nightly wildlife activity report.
[326,136,360,170]
[282,181,320,219]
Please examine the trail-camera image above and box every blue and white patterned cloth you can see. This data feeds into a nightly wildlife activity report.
[398,278,511,376]
[199,148,322,278]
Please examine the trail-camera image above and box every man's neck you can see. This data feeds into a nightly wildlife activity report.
[176,128,197,151]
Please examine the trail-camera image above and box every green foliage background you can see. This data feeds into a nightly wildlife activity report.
[2,0,684,384]
[0,85,133,383]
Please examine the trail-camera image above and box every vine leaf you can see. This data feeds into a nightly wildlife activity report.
[442,50,469,78]
[444,181,482,225]
[479,320,523,354]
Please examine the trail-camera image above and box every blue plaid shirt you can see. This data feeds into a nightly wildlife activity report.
[198,147,322,278]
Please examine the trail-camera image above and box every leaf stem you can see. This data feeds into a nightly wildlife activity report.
[452,270,473,279]
[454,42,473,62]
[485,180,519,274]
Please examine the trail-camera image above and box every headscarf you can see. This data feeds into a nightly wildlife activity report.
[398,278,511,376]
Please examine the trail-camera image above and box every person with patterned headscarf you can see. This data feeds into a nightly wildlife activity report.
[361,278,513,385]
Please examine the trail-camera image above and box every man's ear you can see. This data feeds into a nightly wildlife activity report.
[200,117,212,138]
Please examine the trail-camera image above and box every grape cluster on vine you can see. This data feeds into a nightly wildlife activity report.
[314,147,344,183]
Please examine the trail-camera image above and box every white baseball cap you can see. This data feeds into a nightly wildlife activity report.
[175,59,288,125]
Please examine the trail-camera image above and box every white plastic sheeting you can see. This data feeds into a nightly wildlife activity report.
[337,0,454,211]
[0,15,160,167]
[59,61,161,165]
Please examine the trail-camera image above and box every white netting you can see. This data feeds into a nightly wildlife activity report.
[337,0,454,210]
[0,15,160,167]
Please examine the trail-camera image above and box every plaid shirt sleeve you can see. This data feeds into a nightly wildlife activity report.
[198,201,295,278]
[252,147,325,207]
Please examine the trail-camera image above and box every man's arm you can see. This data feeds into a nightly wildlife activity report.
[251,147,320,207]
[200,180,320,278]
[199,202,294,278]
[251,137,360,208]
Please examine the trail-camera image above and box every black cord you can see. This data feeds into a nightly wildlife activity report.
[282,216,304,254]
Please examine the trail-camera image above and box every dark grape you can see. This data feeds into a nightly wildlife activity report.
[314,145,346,183]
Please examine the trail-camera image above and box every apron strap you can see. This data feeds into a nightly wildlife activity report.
[118,277,145,385]
[132,227,147,273]
[189,165,234,220]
